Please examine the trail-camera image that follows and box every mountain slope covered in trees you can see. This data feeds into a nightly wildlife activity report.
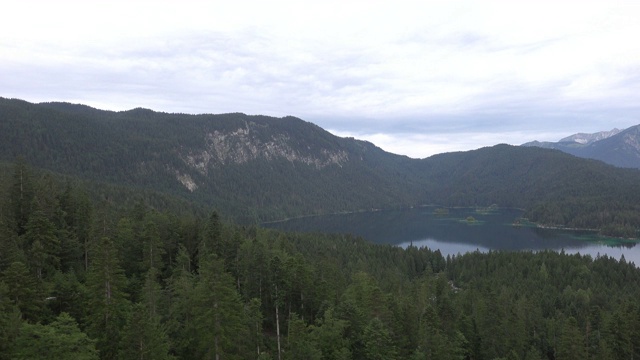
[419,145,640,237]
[2,97,640,236]
[0,97,424,222]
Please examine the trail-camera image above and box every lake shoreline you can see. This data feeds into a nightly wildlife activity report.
[262,205,639,242]
[264,206,640,266]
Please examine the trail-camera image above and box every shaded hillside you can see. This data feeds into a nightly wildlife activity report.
[0,97,424,222]
[2,97,640,235]
[581,125,640,168]
[523,125,640,169]
[419,145,640,236]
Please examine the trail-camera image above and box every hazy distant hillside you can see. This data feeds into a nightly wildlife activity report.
[2,97,640,236]
[522,125,640,168]
[559,128,621,144]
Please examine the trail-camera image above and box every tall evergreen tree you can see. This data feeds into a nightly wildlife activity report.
[246,297,266,358]
[166,245,198,359]
[85,236,129,360]
[269,254,287,360]
[310,308,351,360]
[417,304,448,360]
[114,217,139,277]
[557,316,586,360]
[23,208,60,280]
[194,253,247,360]
[73,190,93,272]
[8,160,34,236]
[362,317,397,360]
[0,281,21,360]
[286,314,321,360]
[1,261,41,321]
[141,216,165,273]
[12,312,98,360]
[54,185,83,273]
[118,303,174,360]
[201,210,222,258]
[0,222,24,272]
[606,309,633,360]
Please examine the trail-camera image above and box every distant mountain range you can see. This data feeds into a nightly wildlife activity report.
[2,97,640,236]
[522,125,640,169]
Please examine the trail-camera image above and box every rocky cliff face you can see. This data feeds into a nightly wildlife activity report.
[179,121,349,177]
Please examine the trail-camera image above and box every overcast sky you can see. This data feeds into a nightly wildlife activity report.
[3,1,640,158]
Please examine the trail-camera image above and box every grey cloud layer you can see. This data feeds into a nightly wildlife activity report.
[2,1,640,157]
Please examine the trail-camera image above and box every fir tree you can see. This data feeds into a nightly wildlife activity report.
[85,236,129,359]
[194,253,247,360]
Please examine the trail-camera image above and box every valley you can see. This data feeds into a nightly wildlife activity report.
[2,97,640,237]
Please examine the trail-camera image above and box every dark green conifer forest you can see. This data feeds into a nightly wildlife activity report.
[2,161,640,360]
[2,98,640,238]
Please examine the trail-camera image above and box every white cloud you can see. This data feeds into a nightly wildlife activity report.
[328,129,575,159]
[2,0,640,156]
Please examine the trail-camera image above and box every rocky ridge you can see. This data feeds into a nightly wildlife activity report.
[522,124,640,169]
[179,121,349,179]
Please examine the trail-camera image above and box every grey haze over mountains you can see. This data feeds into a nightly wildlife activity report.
[522,124,640,169]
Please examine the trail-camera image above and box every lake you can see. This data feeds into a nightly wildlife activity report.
[263,207,640,266]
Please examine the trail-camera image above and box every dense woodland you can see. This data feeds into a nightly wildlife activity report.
[2,97,640,237]
[423,146,640,238]
[0,97,423,222]
[2,161,640,360]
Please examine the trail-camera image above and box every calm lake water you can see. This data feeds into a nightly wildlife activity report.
[263,207,640,266]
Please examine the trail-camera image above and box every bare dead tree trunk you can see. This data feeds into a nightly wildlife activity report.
[275,284,282,360]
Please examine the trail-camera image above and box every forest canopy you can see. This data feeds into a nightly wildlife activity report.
[1,161,640,360]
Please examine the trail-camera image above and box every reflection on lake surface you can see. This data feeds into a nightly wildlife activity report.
[263,207,640,266]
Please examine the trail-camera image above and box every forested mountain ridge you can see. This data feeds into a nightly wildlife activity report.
[419,145,640,236]
[522,124,640,169]
[2,97,640,236]
[0,97,423,222]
